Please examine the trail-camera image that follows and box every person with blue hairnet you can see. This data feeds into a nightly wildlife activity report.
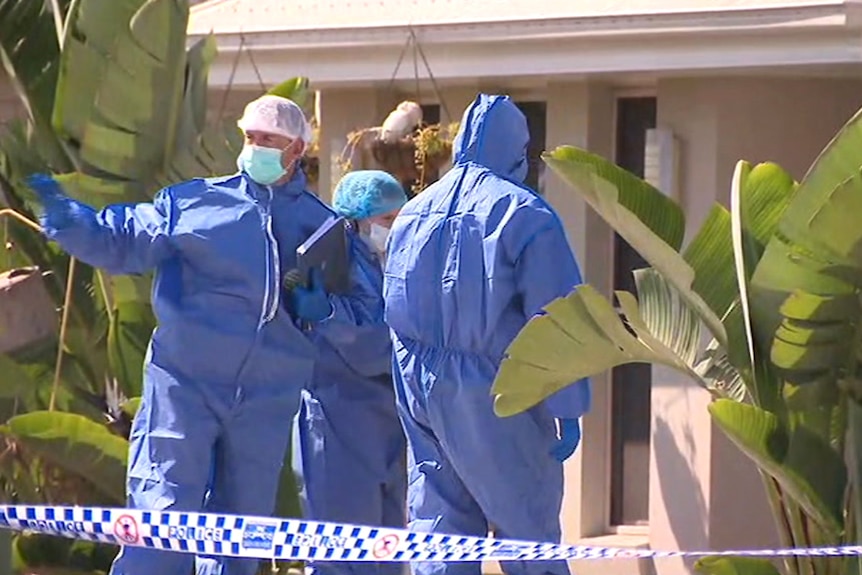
[26,94,381,575]
[292,169,408,575]
[382,93,591,575]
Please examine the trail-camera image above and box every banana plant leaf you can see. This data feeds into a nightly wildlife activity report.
[0,411,127,504]
[107,300,154,400]
[165,33,243,181]
[178,33,217,144]
[49,0,254,204]
[543,146,685,249]
[0,355,41,399]
[274,446,303,519]
[543,146,727,344]
[53,0,188,197]
[101,274,154,399]
[121,396,140,419]
[493,148,760,415]
[268,77,311,112]
[749,108,862,388]
[0,343,105,422]
[492,268,734,417]
[708,399,846,538]
[724,160,797,412]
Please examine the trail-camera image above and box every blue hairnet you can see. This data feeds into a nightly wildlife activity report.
[332,170,407,221]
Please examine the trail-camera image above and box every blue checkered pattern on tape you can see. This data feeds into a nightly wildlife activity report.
[1,505,861,562]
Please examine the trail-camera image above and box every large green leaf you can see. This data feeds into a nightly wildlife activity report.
[0,411,127,504]
[0,355,41,399]
[750,110,862,388]
[544,146,727,345]
[110,274,151,305]
[682,204,736,323]
[783,379,843,449]
[51,4,245,203]
[51,171,139,207]
[694,557,781,575]
[751,238,858,378]
[544,146,685,249]
[268,77,311,111]
[684,165,793,331]
[722,161,797,412]
[751,233,862,387]
[493,269,717,416]
[274,445,303,519]
[781,107,862,263]
[0,342,105,421]
[708,399,846,537]
[121,396,140,419]
[729,161,759,382]
[737,162,797,251]
[166,33,241,180]
[691,340,746,404]
[177,34,217,143]
[680,202,749,403]
[163,124,241,185]
[107,300,154,399]
[53,0,189,201]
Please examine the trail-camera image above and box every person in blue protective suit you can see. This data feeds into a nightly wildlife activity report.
[382,93,591,575]
[26,94,381,575]
[292,169,409,575]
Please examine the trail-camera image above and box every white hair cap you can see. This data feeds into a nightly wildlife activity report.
[237,94,313,147]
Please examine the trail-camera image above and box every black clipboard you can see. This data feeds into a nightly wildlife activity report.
[296,216,350,295]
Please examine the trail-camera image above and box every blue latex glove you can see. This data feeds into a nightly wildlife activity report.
[550,418,581,462]
[26,173,74,229]
[289,267,333,323]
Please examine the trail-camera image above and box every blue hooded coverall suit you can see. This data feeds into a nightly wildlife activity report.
[293,229,406,575]
[382,94,591,575]
[36,168,378,575]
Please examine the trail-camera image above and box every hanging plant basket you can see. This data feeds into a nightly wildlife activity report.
[338,101,459,196]
[0,267,58,357]
[414,122,458,175]
[369,136,420,185]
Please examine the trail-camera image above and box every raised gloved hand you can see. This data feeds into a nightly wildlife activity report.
[550,418,581,462]
[26,173,74,230]
[289,267,332,323]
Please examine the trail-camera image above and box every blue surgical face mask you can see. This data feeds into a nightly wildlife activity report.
[237,145,287,185]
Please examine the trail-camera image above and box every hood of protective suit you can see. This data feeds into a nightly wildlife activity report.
[451,94,529,183]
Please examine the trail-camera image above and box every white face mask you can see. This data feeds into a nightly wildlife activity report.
[368,223,390,253]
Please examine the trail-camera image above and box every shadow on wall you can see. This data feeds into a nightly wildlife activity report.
[653,417,707,572]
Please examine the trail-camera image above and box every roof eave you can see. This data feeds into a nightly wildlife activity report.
[188,2,857,48]
[191,2,862,88]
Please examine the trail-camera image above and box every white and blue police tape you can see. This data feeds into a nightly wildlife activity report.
[1,505,861,562]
